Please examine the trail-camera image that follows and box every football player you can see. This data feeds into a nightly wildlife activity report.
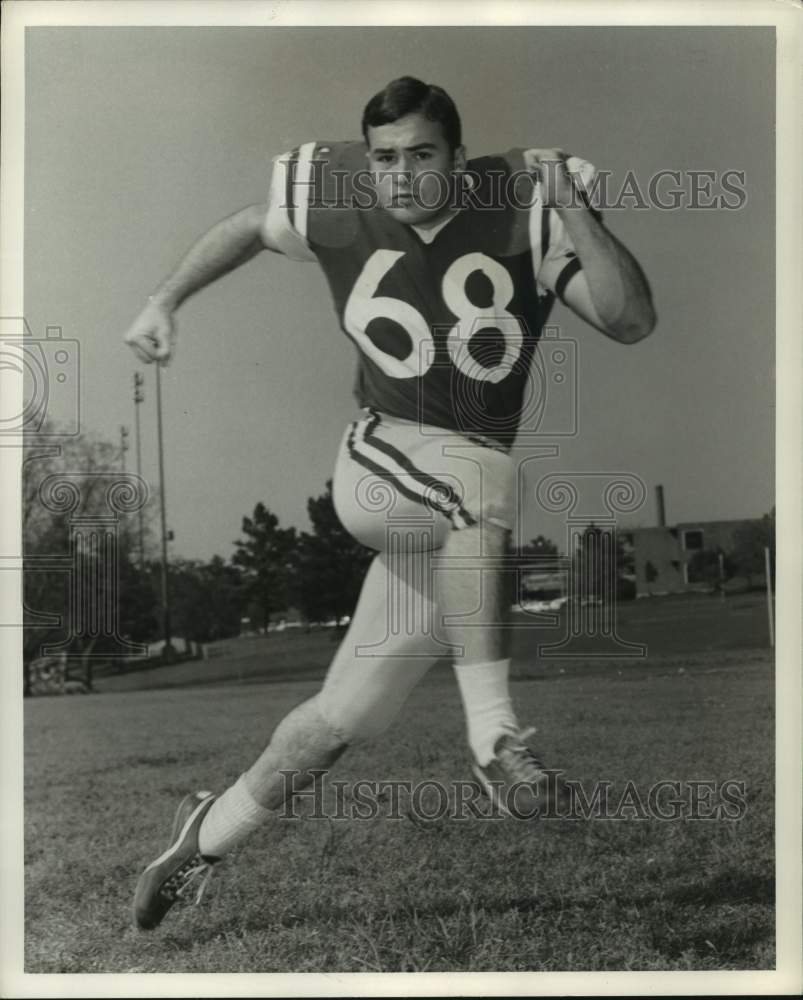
[125,77,656,930]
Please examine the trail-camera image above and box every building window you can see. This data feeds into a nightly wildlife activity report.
[682,529,704,551]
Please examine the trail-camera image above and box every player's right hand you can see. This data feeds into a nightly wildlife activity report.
[123,299,177,366]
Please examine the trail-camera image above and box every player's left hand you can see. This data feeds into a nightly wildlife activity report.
[524,148,594,209]
[123,298,177,366]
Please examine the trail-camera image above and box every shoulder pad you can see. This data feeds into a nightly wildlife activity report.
[306,140,365,248]
[462,150,537,258]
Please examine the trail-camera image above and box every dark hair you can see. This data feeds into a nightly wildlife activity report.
[361,76,462,151]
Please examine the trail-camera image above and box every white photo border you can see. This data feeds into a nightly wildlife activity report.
[1,1,800,997]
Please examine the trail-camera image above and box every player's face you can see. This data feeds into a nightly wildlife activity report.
[366,114,465,228]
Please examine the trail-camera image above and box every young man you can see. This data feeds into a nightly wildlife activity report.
[125,77,655,930]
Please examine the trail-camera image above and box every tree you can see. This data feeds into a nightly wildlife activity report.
[572,523,635,602]
[294,480,374,625]
[573,524,606,601]
[118,557,160,645]
[687,548,735,589]
[517,535,560,564]
[23,421,158,692]
[510,535,561,604]
[232,503,297,631]
[171,556,246,644]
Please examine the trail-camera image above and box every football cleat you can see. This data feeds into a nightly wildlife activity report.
[472,728,571,819]
[133,790,220,930]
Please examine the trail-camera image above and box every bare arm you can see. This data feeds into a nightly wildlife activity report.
[529,150,656,344]
[124,202,274,364]
[150,203,272,311]
[556,207,656,344]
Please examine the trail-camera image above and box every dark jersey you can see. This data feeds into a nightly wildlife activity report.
[263,141,586,448]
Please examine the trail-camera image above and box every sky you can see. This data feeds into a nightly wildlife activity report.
[23,24,776,560]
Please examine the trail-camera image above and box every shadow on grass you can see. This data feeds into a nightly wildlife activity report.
[199,867,773,935]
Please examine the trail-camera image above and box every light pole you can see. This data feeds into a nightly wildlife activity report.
[133,373,145,569]
[155,363,172,662]
[119,425,129,473]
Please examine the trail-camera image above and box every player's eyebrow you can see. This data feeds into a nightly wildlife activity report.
[371,143,439,154]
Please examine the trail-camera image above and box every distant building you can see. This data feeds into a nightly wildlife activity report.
[624,518,761,596]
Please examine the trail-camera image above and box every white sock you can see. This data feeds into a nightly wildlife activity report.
[453,658,519,766]
[198,773,274,859]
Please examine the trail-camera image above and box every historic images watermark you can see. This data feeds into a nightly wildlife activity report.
[0,317,81,437]
[282,158,748,215]
[5,315,151,663]
[349,459,650,661]
[277,769,748,823]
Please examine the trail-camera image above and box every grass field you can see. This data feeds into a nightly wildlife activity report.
[92,591,772,694]
[24,595,775,973]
